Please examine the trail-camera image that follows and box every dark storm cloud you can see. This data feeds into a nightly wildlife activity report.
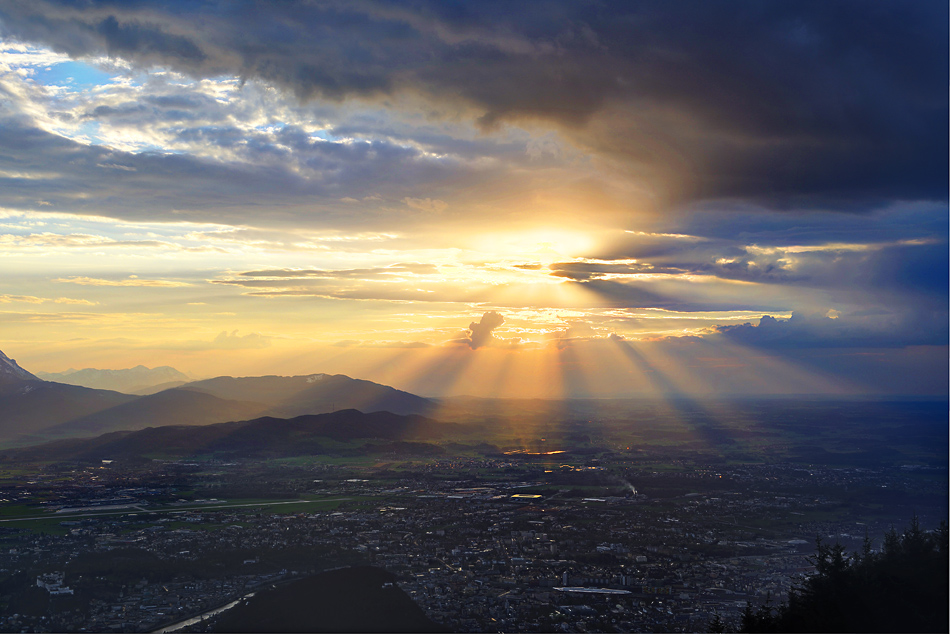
[566,279,781,313]
[669,203,950,247]
[0,0,944,208]
[708,241,949,298]
[858,242,950,299]
[549,250,803,285]
[719,240,950,298]
[547,261,670,281]
[586,207,949,299]
[714,311,949,349]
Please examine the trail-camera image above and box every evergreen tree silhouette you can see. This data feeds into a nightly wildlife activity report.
[733,518,948,633]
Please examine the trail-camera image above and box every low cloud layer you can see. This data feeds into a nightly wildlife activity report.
[333,340,431,349]
[208,330,271,350]
[714,311,948,350]
[55,276,192,288]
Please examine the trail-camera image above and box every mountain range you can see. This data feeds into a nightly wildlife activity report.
[0,349,435,447]
[35,365,193,394]
[180,373,433,418]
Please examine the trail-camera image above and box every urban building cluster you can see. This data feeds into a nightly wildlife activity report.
[0,457,942,632]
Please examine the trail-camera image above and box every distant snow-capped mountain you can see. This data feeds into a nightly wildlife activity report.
[35,365,192,394]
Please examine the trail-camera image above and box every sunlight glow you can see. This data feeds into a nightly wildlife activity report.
[468,228,598,263]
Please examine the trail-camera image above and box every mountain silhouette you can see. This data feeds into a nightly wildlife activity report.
[179,373,435,417]
[0,350,38,382]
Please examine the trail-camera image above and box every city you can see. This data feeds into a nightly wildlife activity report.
[0,445,944,632]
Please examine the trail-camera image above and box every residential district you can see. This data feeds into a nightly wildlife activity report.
[0,457,944,632]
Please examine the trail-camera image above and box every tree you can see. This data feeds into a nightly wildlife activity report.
[736,518,948,633]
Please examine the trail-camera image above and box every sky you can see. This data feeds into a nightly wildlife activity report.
[0,0,946,398]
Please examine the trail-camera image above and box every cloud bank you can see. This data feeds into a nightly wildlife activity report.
[0,0,944,216]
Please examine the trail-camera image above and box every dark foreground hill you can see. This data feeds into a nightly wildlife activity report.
[210,566,444,632]
[0,409,461,461]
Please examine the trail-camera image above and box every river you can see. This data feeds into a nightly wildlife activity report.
[149,592,255,634]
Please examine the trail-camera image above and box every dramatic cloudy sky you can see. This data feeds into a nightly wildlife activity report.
[0,0,946,397]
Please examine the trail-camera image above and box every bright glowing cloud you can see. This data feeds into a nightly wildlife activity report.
[0,294,96,305]
[54,276,193,287]
[0,2,943,396]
